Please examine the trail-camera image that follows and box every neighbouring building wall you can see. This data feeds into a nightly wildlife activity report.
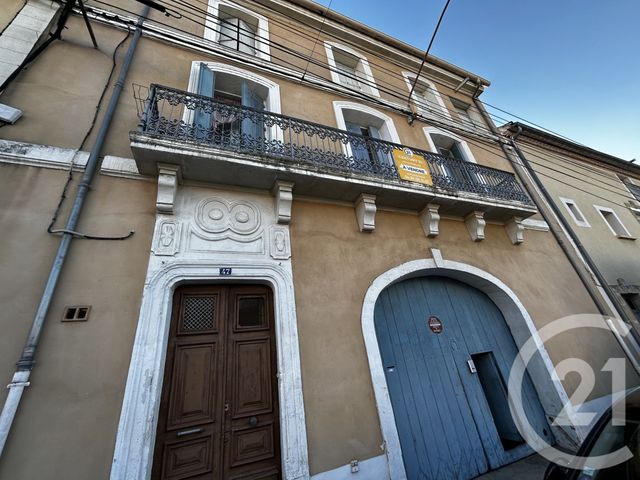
[0,163,156,479]
[519,143,640,287]
[289,199,639,475]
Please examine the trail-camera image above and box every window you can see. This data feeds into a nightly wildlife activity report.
[594,205,634,238]
[333,101,400,170]
[205,1,270,60]
[325,42,379,96]
[423,127,485,186]
[618,175,640,202]
[402,72,449,119]
[559,197,590,227]
[186,62,282,144]
[449,97,484,128]
[423,127,476,163]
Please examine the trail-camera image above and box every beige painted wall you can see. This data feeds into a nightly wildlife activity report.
[0,0,25,33]
[520,143,640,286]
[289,198,639,475]
[0,164,156,479]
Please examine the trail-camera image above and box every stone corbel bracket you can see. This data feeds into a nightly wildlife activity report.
[465,211,486,242]
[419,203,440,238]
[355,193,377,232]
[506,216,524,245]
[156,164,181,214]
[272,180,294,224]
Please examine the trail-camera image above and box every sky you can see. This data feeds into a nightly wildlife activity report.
[314,0,640,161]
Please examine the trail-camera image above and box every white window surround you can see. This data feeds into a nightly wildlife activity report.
[593,205,634,238]
[185,61,283,142]
[205,0,270,60]
[333,101,401,159]
[324,41,380,97]
[559,197,590,228]
[361,251,579,479]
[401,71,451,120]
[423,126,477,163]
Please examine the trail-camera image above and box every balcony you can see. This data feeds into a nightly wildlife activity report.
[131,84,536,221]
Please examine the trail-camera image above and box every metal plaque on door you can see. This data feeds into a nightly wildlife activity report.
[428,315,443,334]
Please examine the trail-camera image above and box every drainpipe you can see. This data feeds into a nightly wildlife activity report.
[473,99,640,370]
[0,5,150,458]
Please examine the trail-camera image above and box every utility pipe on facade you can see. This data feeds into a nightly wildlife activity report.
[473,98,640,368]
[0,5,150,458]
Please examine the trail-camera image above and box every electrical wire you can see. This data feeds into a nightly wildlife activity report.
[408,0,451,109]
[47,25,135,240]
[300,0,332,84]
[78,2,639,209]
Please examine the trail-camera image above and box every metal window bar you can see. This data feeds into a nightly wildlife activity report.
[135,84,532,204]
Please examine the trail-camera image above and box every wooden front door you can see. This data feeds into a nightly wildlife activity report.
[152,285,280,480]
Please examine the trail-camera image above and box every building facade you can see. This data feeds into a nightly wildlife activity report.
[0,1,638,479]
[503,123,640,325]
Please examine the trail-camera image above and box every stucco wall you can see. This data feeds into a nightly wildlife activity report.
[0,164,156,479]
[289,198,638,475]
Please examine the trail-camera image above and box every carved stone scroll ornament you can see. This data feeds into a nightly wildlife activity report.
[194,197,261,237]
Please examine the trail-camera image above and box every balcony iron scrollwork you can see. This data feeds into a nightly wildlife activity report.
[134,84,532,205]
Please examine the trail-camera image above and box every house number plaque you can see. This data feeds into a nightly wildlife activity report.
[428,315,443,334]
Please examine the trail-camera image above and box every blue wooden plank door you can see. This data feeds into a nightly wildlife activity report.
[374,276,552,479]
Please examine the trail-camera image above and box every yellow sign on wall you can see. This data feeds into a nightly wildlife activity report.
[392,148,433,186]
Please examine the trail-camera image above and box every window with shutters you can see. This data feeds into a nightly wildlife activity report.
[402,72,450,120]
[423,127,476,163]
[324,42,379,96]
[186,62,282,144]
[333,101,401,169]
[205,1,270,60]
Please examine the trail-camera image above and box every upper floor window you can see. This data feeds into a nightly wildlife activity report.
[333,101,400,171]
[423,127,476,163]
[186,62,281,143]
[403,72,449,119]
[205,1,270,60]
[325,42,379,96]
[559,197,590,228]
[449,97,484,129]
[594,205,634,239]
[619,175,640,202]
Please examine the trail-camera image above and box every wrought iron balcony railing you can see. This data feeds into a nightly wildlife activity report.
[135,84,532,205]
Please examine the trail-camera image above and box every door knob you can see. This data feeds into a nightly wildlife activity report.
[248,416,258,427]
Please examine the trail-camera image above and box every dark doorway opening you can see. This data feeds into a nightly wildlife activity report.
[472,351,525,450]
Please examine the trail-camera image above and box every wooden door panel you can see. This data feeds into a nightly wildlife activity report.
[179,294,220,335]
[153,285,280,480]
[375,276,552,479]
[167,343,218,430]
[161,435,214,480]
[231,338,273,418]
[229,422,276,467]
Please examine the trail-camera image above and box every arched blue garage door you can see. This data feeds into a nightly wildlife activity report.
[374,276,552,479]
